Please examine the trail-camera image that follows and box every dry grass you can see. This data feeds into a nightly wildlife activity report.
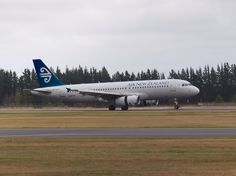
[0,107,236,175]
[0,108,235,128]
[0,138,236,176]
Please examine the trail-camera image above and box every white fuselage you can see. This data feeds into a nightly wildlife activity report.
[31,79,199,104]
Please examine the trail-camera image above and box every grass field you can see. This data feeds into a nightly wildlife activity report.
[0,107,235,128]
[0,137,235,176]
[0,107,236,176]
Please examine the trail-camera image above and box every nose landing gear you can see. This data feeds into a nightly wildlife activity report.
[174,98,180,109]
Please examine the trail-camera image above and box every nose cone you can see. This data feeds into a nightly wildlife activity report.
[192,86,200,96]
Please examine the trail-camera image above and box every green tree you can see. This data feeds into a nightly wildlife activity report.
[99,67,111,82]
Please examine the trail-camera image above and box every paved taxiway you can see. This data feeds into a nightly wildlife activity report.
[1,107,235,113]
[0,128,236,138]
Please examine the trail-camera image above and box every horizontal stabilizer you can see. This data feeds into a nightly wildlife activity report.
[30,89,51,95]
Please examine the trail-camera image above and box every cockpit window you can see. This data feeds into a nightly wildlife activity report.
[182,83,192,87]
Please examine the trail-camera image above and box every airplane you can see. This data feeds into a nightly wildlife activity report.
[30,59,200,110]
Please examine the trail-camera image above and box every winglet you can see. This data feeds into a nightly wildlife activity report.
[33,59,64,88]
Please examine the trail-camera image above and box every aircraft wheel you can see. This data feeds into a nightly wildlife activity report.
[121,106,129,111]
[108,105,116,111]
[173,98,180,110]
[174,104,180,109]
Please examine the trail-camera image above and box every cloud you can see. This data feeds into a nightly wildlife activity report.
[0,0,235,75]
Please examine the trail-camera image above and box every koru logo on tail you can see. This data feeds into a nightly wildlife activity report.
[40,67,52,83]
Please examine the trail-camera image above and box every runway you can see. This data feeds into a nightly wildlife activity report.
[1,128,236,138]
[1,107,236,113]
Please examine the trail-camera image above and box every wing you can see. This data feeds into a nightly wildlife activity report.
[77,89,133,100]
[78,90,127,97]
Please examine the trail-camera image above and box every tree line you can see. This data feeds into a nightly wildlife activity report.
[0,62,236,106]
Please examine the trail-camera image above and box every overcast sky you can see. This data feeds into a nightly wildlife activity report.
[0,0,236,75]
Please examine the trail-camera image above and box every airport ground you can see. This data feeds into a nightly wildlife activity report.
[1,138,236,176]
[0,105,235,128]
[0,106,236,176]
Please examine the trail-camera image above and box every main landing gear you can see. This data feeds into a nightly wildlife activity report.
[108,105,129,111]
[108,105,116,111]
[121,106,128,111]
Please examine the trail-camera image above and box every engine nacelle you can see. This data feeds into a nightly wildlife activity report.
[115,95,140,106]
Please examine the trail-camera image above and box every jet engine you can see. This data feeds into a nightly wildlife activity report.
[115,95,140,106]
